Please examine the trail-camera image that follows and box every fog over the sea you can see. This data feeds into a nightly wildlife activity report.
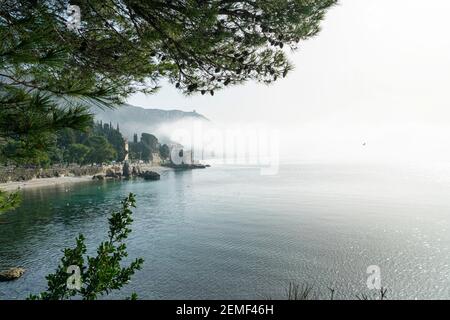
[127,0,450,164]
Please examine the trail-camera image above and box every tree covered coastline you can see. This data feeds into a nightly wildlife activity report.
[1,119,170,168]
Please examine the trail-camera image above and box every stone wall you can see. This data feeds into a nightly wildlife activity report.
[0,165,105,183]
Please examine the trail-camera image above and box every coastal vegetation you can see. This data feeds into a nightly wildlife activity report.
[1,121,123,167]
[1,117,170,169]
[129,132,169,163]
[57,121,125,165]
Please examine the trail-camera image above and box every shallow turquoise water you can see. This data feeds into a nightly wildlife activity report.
[0,163,449,299]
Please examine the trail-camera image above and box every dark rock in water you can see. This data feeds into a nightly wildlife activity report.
[131,166,141,176]
[163,163,209,170]
[105,169,121,179]
[92,174,105,180]
[141,170,160,180]
[0,267,25,282]
[123,162,130,177]
[105,168,116,177]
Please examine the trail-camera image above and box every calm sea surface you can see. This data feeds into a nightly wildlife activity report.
[1,163,449,299]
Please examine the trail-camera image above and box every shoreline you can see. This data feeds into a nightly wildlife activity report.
[0,165,171,192]
[0,176,94,192]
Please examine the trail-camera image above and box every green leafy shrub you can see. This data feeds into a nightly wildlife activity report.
[29,193,144,300]
[0,190,21,214]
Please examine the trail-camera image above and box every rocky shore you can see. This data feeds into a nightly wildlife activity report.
[92,163,163,181]
[0,267,25,282]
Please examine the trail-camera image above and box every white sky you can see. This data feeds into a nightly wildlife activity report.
[127,0,450,163]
